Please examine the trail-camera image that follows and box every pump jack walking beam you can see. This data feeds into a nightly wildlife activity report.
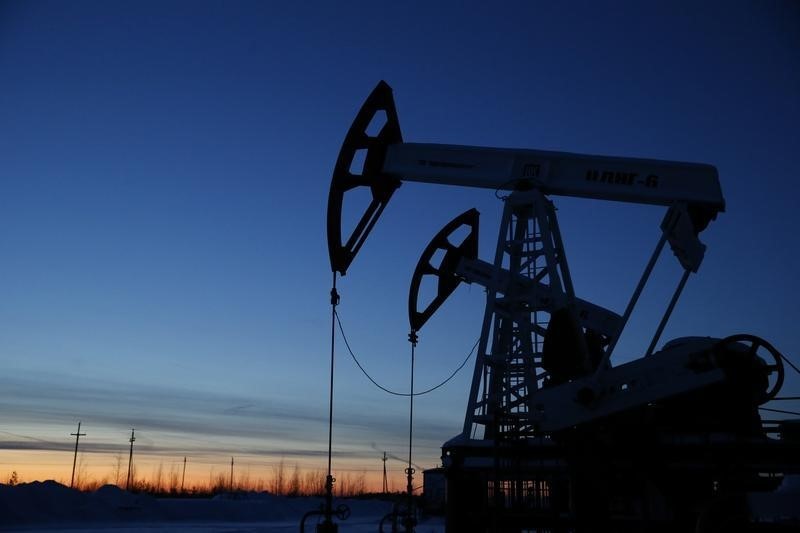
[328,81,724,278]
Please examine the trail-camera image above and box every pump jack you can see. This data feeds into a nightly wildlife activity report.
[327,81,800,532]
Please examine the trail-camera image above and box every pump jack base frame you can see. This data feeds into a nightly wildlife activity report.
[442,418,800,533]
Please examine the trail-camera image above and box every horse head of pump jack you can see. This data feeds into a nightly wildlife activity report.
[327,81,403,277]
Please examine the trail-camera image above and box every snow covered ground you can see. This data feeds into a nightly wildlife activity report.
[3,479,798,531]
[0,482,444,532]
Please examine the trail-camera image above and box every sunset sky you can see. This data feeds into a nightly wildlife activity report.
[1,1,798,490]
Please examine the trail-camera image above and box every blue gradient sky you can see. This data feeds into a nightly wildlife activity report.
[1,1,798,486]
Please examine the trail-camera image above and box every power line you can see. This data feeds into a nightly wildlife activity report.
[335,310,478,397]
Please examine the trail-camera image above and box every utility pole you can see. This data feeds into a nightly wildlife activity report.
[181,456,187,493]
[229,457,234,492]
[126,428,135,491]
[382,451,388,494]
[69,422,86,489]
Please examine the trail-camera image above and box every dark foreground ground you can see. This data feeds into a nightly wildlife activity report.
[2,480,798,532]
[0,481,444,532]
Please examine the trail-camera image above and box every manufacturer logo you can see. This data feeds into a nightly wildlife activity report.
[585,170,658,188]
[522,164,541,178]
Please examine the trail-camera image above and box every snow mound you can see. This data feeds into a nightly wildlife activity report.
[0,482,396,528]
[0,481,159,525]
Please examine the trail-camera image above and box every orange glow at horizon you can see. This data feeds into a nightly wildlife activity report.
[2,449,414,493]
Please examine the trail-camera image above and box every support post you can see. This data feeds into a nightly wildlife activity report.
[382,452,388,494]
[126,428,135,491]
[70,421,86,489]
[463,190,578,441]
